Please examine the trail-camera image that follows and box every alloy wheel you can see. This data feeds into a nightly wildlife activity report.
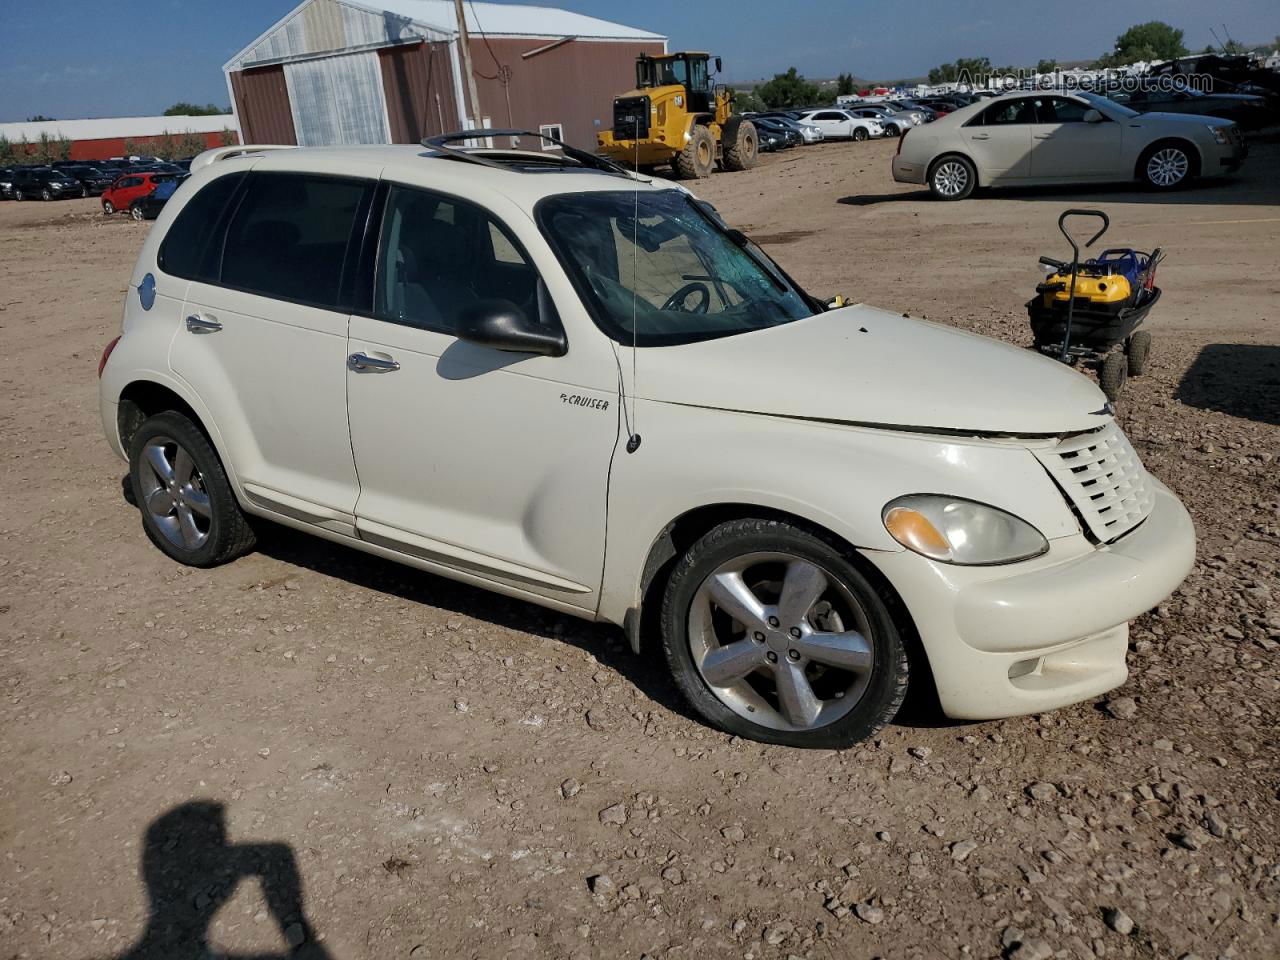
[933,160,969,197]
[687,552,874,732]
[1146,148,1189,187]
[138,436,213,550]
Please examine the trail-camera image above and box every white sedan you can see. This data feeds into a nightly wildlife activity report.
[796,109,883,142]
[893,91,1247,199]
[844,104,923,136]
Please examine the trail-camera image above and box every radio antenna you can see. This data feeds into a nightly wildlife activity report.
[625,137,642,454]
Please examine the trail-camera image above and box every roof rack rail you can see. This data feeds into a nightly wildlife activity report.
[189,144,295,173]
[421,129,630,176]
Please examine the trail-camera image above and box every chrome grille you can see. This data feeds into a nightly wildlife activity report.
[1034,422,1154,542]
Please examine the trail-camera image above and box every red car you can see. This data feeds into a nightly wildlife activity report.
[101,172,174,215]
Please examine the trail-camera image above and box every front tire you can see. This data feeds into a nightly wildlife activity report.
[660,518,909,748]
[722,120,758,172]
[41,188,53,201]
[673,124,716,179]
[852,127,868,142]
[928,154,976,200]
[102,199,115,214]
[128,411,256,567]
[884,124,900,137]
[1139,140,1196,190]
[1099,350,1128,401]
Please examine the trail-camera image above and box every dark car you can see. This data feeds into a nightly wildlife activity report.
[9,167,82,201]
[128,176,186,220]
[58,164,115,197]
[1101,85,1270,130]
[0,167,18,199]
[751,117,801,147]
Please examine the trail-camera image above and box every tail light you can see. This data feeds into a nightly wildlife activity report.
[99,335,121,378]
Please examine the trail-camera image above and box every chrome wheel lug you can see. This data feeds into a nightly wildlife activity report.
[787,649,801,661]
[752,632,765,643]
[765,651,778,664]
[789,627,802,638]
[767,616,780,628]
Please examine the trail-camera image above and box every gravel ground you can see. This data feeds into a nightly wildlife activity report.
[1,134,1277,960]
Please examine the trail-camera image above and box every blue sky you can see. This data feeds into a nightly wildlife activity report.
[2,0,1276,121]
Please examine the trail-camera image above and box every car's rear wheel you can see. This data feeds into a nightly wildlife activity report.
[1139,140,1196,190]
[13,188,24,201]
[130,204,145,221]
[661,518,909,748]
[928,155,976,200]
[102,200,115,214]
[128,411,256,567]
[852,127,868,142]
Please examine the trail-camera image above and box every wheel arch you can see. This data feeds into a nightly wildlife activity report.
[623,501,938,712]
[1134,136,1202,182]
[117,378,236,488]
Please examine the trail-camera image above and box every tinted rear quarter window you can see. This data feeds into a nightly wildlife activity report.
[158,172,247,282]
[220,172,367,310]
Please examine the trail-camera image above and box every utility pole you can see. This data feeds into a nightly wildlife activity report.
[453,0,484,132]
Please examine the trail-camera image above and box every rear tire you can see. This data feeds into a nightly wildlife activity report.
[660,517,909,749]
[722,120,759,172]
[1127,330,1152,376]
[128,411,256,568]
[130,204,145,221]
[673,124,716,179]
[1099,351,1128,400]
[928,154,976,200]
[852,127,868,142]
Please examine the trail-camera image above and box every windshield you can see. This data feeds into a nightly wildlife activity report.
[1080,91,1138,118]
[538,189,813,346]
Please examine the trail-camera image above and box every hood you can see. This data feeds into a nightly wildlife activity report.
[638,305,1111,435]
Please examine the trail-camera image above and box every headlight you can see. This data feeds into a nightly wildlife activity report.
[1207,124,1230,144]
[882,495,1048,565]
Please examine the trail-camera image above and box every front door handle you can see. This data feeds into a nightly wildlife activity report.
[348,352,400,373]
[969,133,990,140]
[185,314,222,334]
[1034,133,1055,140]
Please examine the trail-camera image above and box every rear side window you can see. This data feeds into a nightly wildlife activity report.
[221,172,367,310]
[972,99,1036,126]
[1036,97,1092,123]
[158,172,246,282]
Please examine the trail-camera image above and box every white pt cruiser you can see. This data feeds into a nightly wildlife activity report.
[98,136,1195,748]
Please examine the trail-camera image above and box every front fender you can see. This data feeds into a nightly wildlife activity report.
[597,400,1080,628]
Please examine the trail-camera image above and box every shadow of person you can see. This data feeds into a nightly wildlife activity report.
[110,802,331,960]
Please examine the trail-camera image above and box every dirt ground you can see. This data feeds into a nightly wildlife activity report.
[1,135,1277,960]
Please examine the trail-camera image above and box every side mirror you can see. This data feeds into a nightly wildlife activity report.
[1083,109,1103,123]
[455,299,566,357]
[715,56,722,73]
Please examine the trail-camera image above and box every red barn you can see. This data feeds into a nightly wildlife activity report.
[224,0,666,150]
[0,115,238,162]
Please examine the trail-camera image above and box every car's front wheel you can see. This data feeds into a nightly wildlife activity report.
[928,154,976,200]
[661,518,909,748]
[852,127,868,142]
[128,411,256,567]
[1139,140,1196,190]
[102,199,115,214]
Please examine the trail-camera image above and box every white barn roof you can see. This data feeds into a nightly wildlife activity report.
[226,0,665,71]
[0,115,234,144]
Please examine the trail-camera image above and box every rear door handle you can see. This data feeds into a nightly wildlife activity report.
[185,314,222,333]
[1034,133,1055,140]
[970,133,990,140]
[348,352,400,373]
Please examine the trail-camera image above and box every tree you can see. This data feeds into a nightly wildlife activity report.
[1036,59,1058,75]
[1096,21,1189,66]
[27,114,55,122]
[730,87,766,113]
[755,68,820,108]
[163,102,228,117]
[928,57,992,86]
[836,72,856,96]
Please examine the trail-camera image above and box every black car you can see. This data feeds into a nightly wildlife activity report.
[57,164,115,197]
[128,176,186,221]
[1100,85,1270,130]
[8,167,82,201]
[751,117,801,147]
[0,167,18,199]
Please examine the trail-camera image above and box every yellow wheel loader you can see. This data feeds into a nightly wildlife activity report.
[597,52,758,179]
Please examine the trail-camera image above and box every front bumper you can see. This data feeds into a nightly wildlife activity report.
[866,478,1195,720]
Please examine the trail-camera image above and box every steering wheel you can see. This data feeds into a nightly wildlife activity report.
[662,281,711,314]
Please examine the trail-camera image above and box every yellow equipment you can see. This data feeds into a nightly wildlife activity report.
[1039,271,1132,307]
[597,52,758,179]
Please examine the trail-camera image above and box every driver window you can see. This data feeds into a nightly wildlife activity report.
[1037,97,1091,123]
[374,184,544,334]
[610,215,743,314]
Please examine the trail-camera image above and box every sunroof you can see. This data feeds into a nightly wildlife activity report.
[422,129,632,177]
